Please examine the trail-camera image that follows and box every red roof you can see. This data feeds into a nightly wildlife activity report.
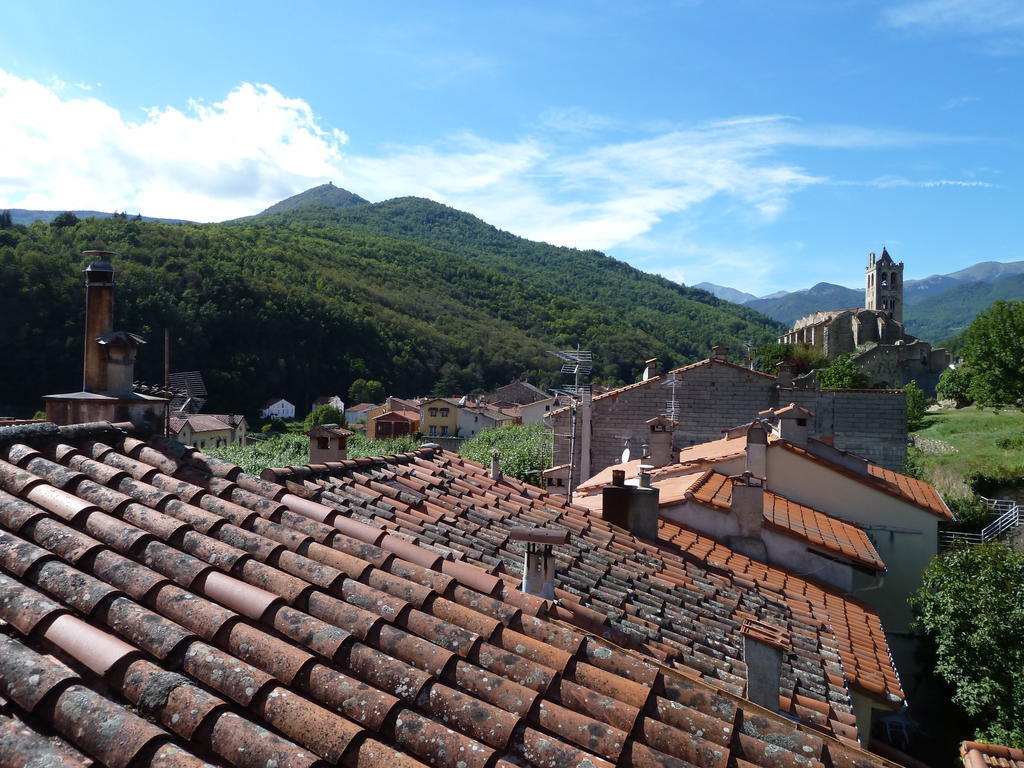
[961,741,1024,768]
[0,422,905,768]
[778,440,952,520]
[687,471,886,571]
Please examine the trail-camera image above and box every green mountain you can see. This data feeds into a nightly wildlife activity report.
[904,274,1024,343]
[0,191,783,418]
[255,183,368,216]
[745,283,862,325]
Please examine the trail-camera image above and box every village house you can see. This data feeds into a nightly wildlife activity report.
[548,351,909,491]
[343,401,377,425]
[169,412,248,449]
[457,401,519,438]
[310,394,345,413]
[574,403,950,686]
[366,395,421,439]
[419,397,459,437]
[258,396,295,420]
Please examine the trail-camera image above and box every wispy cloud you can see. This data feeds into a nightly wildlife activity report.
[883,0,1024,53]
[940,95,979,110]
[0,70,987,255]
[836,176,993,189]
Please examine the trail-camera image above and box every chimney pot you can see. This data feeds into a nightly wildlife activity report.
[490,450,502,481]
[712,345,728,361]
[611,469,625,487]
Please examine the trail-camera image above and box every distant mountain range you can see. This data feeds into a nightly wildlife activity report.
[701,261,1024,343]
[5,209,190,226]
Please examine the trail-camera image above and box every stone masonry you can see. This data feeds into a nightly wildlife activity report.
[550,358,907,488]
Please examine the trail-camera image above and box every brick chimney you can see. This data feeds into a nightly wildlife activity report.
[774,361,794,387]
[602,465,660,539]
[307,424,353,463]
[83,255,116,393]
[774,403,810,446]
[745,421,768,479]
[642,357,660,381]
[644,415,677,468]
[712,345,729,361]
[741,620,789,713]
[728,472,767,561]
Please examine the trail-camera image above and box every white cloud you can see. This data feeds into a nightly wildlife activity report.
[0,70,985,256]
[883,0,1024,51]
[940,95,980,110]
[0,70,348,220]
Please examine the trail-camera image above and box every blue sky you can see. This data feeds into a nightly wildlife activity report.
[1,0,1021,294]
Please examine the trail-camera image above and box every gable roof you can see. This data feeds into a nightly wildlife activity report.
[347,402,378,412]
[776,439,951,520]
[548,357,778,417]
[261,397,292,409]
[641,429,951,521]
[576,465,885,572]
[0,421,904,768]
[686,471,886,571]
[168,413,242,434]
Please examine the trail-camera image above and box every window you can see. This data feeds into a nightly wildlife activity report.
[317,437,329,450]
[429,425,437,436]
[429,408,438,417]
[440,426,448,436]
[440,408,449,417]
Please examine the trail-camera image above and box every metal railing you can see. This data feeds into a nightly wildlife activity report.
[939,497,1021,550]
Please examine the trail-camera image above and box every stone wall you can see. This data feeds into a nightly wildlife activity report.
[551,359,907,486]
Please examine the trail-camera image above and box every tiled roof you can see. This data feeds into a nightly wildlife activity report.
[548,358,777,417]
[263,452,903,717]
[777,441,951,520]
[961,741,1024,768]
[347,403,378,412]
[686,471,886,572]
[0,422,904,768]
[169,414,238,434]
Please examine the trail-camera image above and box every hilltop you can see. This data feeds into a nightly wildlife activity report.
[0,187,783,417]
[253,182,369,217]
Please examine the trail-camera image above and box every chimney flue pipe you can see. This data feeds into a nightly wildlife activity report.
[82,253,117,393]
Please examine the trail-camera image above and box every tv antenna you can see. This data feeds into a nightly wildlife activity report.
[548,345,592,398]
[662,372,681,423]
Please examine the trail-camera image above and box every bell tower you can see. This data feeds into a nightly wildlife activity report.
[865,247,903,323]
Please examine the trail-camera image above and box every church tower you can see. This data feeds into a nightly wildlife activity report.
[865,247,904,323]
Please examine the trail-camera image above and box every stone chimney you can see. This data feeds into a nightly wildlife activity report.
[44,253,168,434]
[644,415,677,468]
[490,449,502,481]
[83,255,116,393]
[741,620,789,712]
[775,403,810,446]
[712,345,729,361]
[728,472,766,561]
[774,361,794,387]
[602,466,660,539]
[510,527,568,600]
[642,357,660,381]
[745,421,768,480]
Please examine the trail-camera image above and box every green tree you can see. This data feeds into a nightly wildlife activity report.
[348,378,386,404]
[963,301,1024,408]
[817,353,869,389]
[50,211,79,228]
[460,423,551,484]
[0,210,12,228]
[305,404,345,430]
[912,542,1024,747]
[937,365,974,408]
[904,380,928,431]
[755,342,829,375]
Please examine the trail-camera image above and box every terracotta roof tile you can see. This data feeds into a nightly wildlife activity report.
[0,426,908,768]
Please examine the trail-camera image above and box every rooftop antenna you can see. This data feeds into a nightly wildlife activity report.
[548,344,594,496]
[662,372,681,423]
[621,438,631,464]
[744,340,754,370]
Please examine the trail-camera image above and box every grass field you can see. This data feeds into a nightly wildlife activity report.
[911,406,1024,499]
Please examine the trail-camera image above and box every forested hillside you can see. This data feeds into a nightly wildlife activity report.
[0,196,783,418]
[904,274,1024,343]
